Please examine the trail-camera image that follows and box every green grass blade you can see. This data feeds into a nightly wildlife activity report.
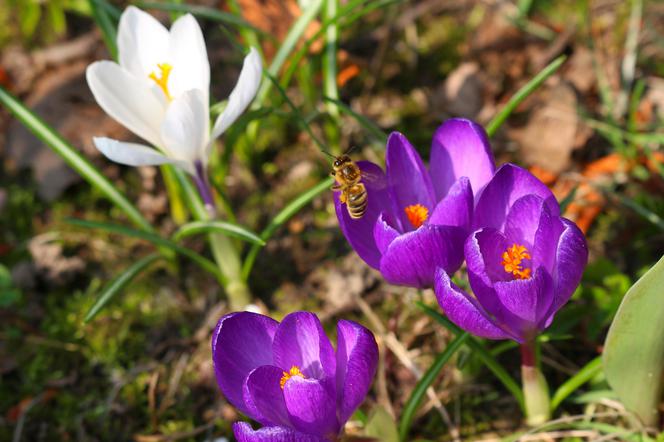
[173,221,265,245]
[486,55,567,137]
[616,194,664,231]
[135,1,266,35]
[558,184,579,214]
[416,301,525,410]
[264,72,327,151]
[88,0,118,60]
[0,87,153,232]
[67,218,225,283]
[84,253,161,323]
[550,356,602,412]
[398,332,469,441]
[323,0,340,120]
[254,0,324,106]
[603,254,664,426]
[242,177,334,280]
[323,97,388,143]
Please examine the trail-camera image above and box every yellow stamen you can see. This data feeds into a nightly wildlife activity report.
[148,63,173,101]
[404,204,429,229]
[279,365,305,389]
[501,244,532,280]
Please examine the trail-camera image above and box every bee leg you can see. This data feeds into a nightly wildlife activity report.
[339,192,347,204]
[331,184,342,191]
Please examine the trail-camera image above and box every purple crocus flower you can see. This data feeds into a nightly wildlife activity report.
[212,311,378,441]
[434,163,588,343]
[335,118,496,288]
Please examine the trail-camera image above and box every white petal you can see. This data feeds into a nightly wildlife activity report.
[93,137,194,174]
[87,61,166,147]
[118,6,170,79]
[210,47,262,141]
[160,89,209,164]
[168,14,210,102]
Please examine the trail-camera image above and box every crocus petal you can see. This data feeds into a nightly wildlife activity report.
[160,88,209,164]
[283,377,339,438]
[273,312,336,379]
[243,365,291,427]
[86,61,165,147]
[474,163,559,231]
[168,13,210,101]
[428,176,473,229]
[503,194,547,249]
[233,422,325,442]
[493,267,554,334]
[373,213,399,255]
[550,218,588,313]
[434,268,512,340]
[92,137,193,173]
[335,320,378,423]
[429,118,495,199]
[210,48,262,141]
[212,312,278,416]
[117,6,170,79]
[335,161,391,269]
[386,132,436,230]
[379,225,466,288]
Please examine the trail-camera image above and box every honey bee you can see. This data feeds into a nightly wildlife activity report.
[327,150,368,219]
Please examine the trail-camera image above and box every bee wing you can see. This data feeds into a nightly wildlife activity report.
[360,168,387,190]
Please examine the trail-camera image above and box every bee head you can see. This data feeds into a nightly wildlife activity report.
[334,155,351,168]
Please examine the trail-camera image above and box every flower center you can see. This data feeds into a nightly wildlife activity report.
[501,243,531,280]
[279,365,305,389]
[404,204,428,229]
[148,63,173,101]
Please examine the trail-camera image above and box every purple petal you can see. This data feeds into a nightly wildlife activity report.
[473,163,559,231]
[464,228,510,284]
[504,195,547,249]
[550,218,588,313]
[492,267,554,334]
[233,422,325,442]
[386,132,436,230]
[379,225,466,288]
[531,209,565,273]
[243,365,292,427]
[273,312,336,380]
[428,176,473,229]
[335,320,378,423]
[283,377,339,438]
[374,213,400,254]
[212,312,277,415]
[434,268,512,340]
[334,161,391,269]
[430,118,496,199]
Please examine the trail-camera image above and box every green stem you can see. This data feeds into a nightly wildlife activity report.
[521,339,551,426]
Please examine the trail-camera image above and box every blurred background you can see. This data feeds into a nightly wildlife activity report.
[1,0,663,440]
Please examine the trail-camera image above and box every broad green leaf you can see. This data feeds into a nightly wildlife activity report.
[603,254,664,426]
[365,406,398,442]
[173,221,265,245]
[84,254,161,322]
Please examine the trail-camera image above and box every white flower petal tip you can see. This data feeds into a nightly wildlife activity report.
[210,47,263,141]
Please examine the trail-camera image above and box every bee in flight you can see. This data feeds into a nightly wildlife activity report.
[325,148,368,219]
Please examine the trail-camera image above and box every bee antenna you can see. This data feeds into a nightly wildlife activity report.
[321,150,337,159]
[344,145,358,155]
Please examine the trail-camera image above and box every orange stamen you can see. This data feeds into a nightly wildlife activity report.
[279,365,305,389]
[404,204,429,229]
[148,63,173,101]
[501,244,532,280]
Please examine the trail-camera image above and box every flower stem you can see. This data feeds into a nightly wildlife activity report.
[520,339,550,426]
[192,162,250,310]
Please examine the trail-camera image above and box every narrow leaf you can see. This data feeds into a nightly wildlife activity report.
[603,255,664,425]
[550,356,602,412]
[416,301,525,410]
[88,0,118,60]
[324,97,388,143]
[398,332,469,441]
[84,254,161,322]
[0,87,153,232]
[173,221,265,245]
[66,218,225,283]
[486,55,566,137]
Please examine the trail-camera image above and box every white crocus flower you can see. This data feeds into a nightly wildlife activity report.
[86,6,262,176]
